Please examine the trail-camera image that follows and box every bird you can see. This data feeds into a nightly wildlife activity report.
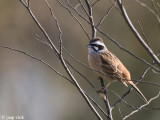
[87,37,147,102]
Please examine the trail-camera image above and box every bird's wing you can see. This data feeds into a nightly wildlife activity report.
[99,52,129,87]
[99,52,123,79]
[99,52,147,102]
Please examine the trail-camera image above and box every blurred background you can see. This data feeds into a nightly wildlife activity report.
[0,0,160,120]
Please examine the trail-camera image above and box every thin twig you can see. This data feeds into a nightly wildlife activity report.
[0,45,108,119]
[99,77,113,120]
[118,104,123,119]
[129,79,160,87]
[20,1,103,119]
[142,107,160,111]
[75,3,81,10]
[135,0,160,24]
[108,0,121,13]
[112,52,159,109]
[151,0,160,24]
[57,0,160,73]
[112,49,160,109]
[0,45,73,84]
[59,52,103,120]
[85,92,108,117]
[92,0,100,7]
[66,60,96,90]
[36,35,160,90]
[77,0,90,18]
[122,92,160,120]
[111,55,157,108]
[35,34,51,47]
[117,0,160,67]
[44,0,63,55]
[61,0,90,40]
[137,20,151,47]
[20,0,60,56]
[64,46,160,87]
[2,43,159,120]
[112,91,136,110]
[97,4,115,27]
[84,0,96,38]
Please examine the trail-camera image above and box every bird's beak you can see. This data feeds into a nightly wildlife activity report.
[87,43,92,48]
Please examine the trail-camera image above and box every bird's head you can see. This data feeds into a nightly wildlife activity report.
[87,37,107,54]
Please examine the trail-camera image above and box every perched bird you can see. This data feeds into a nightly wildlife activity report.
[87,37,147,102]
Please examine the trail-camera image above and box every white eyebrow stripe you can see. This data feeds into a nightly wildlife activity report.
[94,41,105,46]
[88,40,107,54]
[93,41,107,53]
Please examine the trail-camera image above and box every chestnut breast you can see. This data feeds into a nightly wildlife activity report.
[88,53,113,80]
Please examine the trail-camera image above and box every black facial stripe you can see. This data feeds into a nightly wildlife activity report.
[91,44,98,47]
[91,44,104,51]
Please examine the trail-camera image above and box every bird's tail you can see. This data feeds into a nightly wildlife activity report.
[128,80,148,103]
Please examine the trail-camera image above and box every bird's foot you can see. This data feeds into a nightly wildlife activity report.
[97,88,106,100]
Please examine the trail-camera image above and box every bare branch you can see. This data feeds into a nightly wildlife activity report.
[122,92,160,120]
[117,0,160,67]
[27,0,30,7]
[84,0,97,38]
[19,1,103,119]
[57,0,160,73]
[44,0,63,55]
[112,91,136,110]
[97,4,115,27]
[57,0,90,40]
[36,36,159,88]
[118,104,123,119]
[99,77,113,120]
[66,59,96,90]
[85,92,108,117]
[16,1,160,119]
[108,0,121,13]
[64,46,160,87]
[111,53,159,108]
[0,45,108,119]
[35,34,51,47]
[59,53,103,120]
[142,107,160,111]
[75,3,81,10]
[0,45,73,84]
[20,0,60,56]
[92,0,100,7]
[77,0,90,18]
[137,21,151,47]
[20,0,27,7]
[135,0,160,24]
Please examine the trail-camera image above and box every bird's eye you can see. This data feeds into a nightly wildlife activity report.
[91,44,98,47]
[98,45,104,50]
[90,43,104,51]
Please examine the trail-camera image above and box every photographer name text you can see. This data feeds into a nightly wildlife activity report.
[0,115,24,120]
